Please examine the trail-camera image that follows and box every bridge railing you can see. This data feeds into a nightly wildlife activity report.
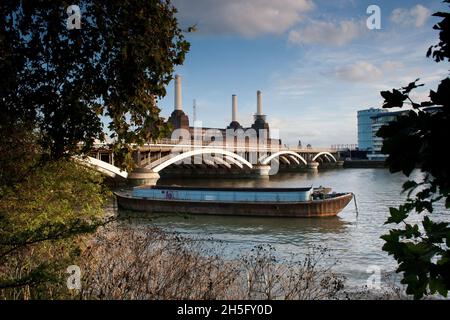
[91,140,336,153]
[148,141,335,153]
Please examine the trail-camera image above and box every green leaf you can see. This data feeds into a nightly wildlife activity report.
[402,79,423,94]
[381,89,408,108]
[402,180,418,193]
[386,207,408,224]
[404,224,421,239]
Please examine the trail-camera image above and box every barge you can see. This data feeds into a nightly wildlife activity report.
[115,185,353,218]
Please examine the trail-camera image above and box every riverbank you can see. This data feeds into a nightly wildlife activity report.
[77,223,347,299]
[343,160,387,169]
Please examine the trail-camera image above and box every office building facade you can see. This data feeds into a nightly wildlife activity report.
[357,108,386,152]
[357,108,410,160]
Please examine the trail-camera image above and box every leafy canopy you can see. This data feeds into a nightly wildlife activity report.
[377,0,450,300]
[1,0,189,162]
[0,0,189,298]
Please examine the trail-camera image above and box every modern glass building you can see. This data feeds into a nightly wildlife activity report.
[357,108,410,160]
[358,107,439,160]
[357,108,386,152]
[368,111,409,160]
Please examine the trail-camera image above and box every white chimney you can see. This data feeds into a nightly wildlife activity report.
[257,90,262,115]
[232,95,237,122]
[174,75,182,111]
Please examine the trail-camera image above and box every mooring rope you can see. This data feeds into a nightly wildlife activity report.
[351,192,359,218]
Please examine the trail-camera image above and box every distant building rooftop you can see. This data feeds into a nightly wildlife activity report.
[370,110,409,119]
[357,108,387,115]
[423,106,442,114]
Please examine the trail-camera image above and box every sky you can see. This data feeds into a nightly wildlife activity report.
[157,0,449,147]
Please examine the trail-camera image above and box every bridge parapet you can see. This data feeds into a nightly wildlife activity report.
[73,156,128,180]
[91,142,337,154]
[83,142,341,186]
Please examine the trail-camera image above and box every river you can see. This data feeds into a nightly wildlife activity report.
[114,168,449,291]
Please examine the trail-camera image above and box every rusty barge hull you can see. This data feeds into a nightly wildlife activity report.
[115,192,353,218]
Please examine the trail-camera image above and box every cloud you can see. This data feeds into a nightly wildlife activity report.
[172,0,314,37]
[409,90,431,103]
[334,61,383,82]
[390,5,431,28]
[270,115,356,147]
[288,19,364,46]
[333,59,412,83]
[381,60,405,71]
[271,73,316,98]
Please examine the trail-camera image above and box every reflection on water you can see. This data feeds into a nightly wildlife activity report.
[115,168,449,289]
[118,211,349,243]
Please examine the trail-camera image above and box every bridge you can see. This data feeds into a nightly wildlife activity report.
[80,139,342,185]
[74,75,343,185]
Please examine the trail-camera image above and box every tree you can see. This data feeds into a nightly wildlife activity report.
[0,0,189,298]
[1,0,189,164]
[0,158,109,299]
[377,1,450,299]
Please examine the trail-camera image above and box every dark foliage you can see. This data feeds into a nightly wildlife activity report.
[377,1,450,299]
[1,0,189,163]
[0,0,189,298]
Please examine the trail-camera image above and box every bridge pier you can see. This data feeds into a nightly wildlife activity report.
[127,168,160,186]
[252,164,271,178]
[306,161,319,171]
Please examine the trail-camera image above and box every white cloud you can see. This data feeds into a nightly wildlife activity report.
[270,115,356,147]
[410,90,430,103]
[172,0,314,37]
[271,73,316,98]
[288,19,363,46]
[390,5,431,28]
[381,60,405,71]
[334,61,383,82]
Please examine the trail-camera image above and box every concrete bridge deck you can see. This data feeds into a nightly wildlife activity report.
[82,141,342,185]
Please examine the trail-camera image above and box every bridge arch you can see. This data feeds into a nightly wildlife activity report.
[212,156,232,169]
[287,155,300,165]
[73,156,128,179]
[260,151,307,166]
[312,152,337,163]
[224,155,244,169]
[148,148,253,173]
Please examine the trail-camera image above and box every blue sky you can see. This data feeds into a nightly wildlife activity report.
[157,0,449,147]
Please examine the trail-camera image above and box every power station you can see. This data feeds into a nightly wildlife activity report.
[168,74,271,141]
